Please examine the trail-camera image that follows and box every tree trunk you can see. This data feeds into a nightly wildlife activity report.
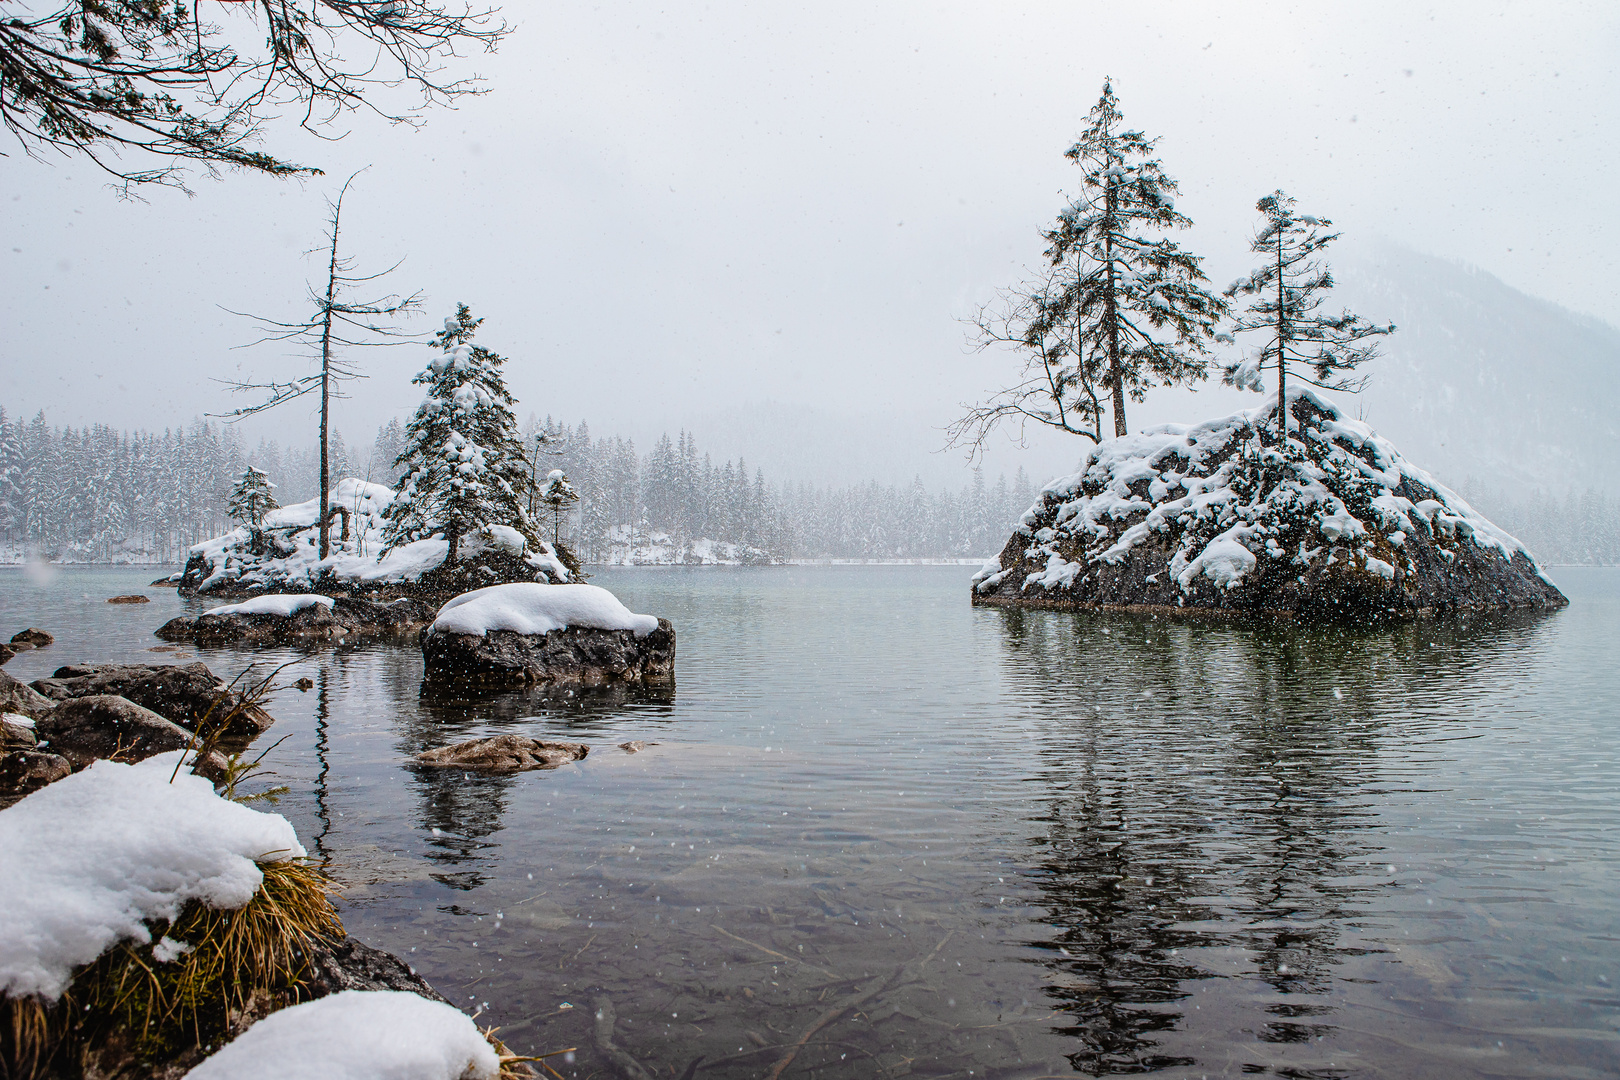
[1104,175,1127,438]
[317,202,342,560]
[1275,237,1287,441]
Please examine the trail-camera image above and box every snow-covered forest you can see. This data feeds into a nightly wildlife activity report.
[0,407,1046,564]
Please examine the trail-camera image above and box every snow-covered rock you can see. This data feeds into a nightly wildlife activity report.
[177,477,571,600]
[421,583,675,690]
[972,389,1568,620]
[158,596,438,648]
[0,751,304,1001]
[184,989,499,1080]
[429,583,659,638]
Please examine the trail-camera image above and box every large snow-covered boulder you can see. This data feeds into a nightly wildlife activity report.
[177,477,572,600]
[420,583,675,690]
[973,390,1568,621]
[156,595,439,648]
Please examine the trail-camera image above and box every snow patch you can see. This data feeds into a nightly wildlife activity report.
[203,594,334,618]
[430,583,659,638]
[0,752,304,1001]
[185,990,497,1080]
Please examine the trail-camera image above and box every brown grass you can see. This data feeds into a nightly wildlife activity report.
[0,860,340,1079]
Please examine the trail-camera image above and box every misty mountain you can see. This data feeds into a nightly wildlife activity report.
[1338,242,1620,500]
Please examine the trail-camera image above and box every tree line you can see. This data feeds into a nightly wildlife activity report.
[0,405,1038,564]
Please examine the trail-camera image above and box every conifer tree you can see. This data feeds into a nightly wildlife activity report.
[227,467,279,546]
[953,81,1225,451]
[1223,191,1396,438]
[538,469,580,548]
[382,305,539,561]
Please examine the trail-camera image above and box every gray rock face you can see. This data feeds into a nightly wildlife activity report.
[415,734,588,772]
[0,669,56,719]
[420,619,676,690]
[0,750,71,805]
[302,936,449,1004]
[31,662,273,743]
[37,695,197,766]
[156,597,438,648]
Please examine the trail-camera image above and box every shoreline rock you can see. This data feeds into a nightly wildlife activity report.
[31,662,274,744]
[422,620,677,690]
[157,596,438,648]
[973,391,1569,622]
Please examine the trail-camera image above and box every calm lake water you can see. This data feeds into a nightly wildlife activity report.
[3,564,1618,1079]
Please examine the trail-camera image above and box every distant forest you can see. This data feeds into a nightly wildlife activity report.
[2,405,1617,566]
[0,407,1038,563]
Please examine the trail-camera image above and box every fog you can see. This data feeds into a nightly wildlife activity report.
[2,0,1615,489]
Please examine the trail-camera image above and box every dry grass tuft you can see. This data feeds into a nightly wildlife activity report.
[1,860,340,1079]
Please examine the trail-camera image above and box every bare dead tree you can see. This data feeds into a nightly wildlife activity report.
[947,264,1107,461]
[0,0,508,195]
[216,172,420,558]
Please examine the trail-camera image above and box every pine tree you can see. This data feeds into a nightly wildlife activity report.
[227,466,280,546]
[382,305,539,561]
[538,469,580,548]
[0,408,23,543]
[1044,80,1228,437]
[1222,191,1396,438]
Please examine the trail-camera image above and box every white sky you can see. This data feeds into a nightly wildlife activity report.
[2,0,1615,486]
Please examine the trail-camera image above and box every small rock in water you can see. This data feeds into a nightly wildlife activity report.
[415,734,588,773]
[293,677,315,691]
[106,595,151,604]
[0,644,14,666]
[618,741,652,753]
[11,628,53,648]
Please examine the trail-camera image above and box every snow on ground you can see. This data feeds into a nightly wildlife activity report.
[430,582,659,638]
[186,477,570,591]
[589,527,774,566]
[185,990,498,1080]
[202,594,335,618]
[0,751,304,1001]
[974,387,1545,597]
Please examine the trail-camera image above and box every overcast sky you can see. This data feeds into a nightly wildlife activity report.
[2,0,1615,486]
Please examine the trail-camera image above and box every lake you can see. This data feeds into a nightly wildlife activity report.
[2,564,1617,1079]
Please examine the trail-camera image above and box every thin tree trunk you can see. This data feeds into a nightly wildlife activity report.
[1275,238,1286,441]
[1104,175,1127,438]
[317,201,342,560]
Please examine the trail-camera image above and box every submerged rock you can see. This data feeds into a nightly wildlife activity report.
[156,595,438,648]
[414,734,588,772]
[31,662,274,743]
[106,594,151,604]
[973,390,1569,622]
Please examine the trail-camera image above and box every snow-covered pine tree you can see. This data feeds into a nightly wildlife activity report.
[227,466,279,546]
[0,408,23,543]
[1044,79,1227,437]
[538,469,580,548]
[382,305,539,561]
[1222,191,1396,438]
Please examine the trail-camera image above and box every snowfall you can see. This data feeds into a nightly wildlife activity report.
[429,582,660,638]
[974,387,1542,598]
[0,750,499,1079]
[185,477,570,593]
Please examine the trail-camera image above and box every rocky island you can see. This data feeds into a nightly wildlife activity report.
[972,391,1568,621]
[174,478,575,602]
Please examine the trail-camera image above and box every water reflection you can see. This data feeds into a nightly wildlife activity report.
[991,604,1563,1075]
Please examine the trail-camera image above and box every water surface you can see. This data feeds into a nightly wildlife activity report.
[3,565,1617,1078]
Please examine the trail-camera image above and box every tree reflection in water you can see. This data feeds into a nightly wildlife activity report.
[990,605,1552,1075]
[401,684,677,894]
